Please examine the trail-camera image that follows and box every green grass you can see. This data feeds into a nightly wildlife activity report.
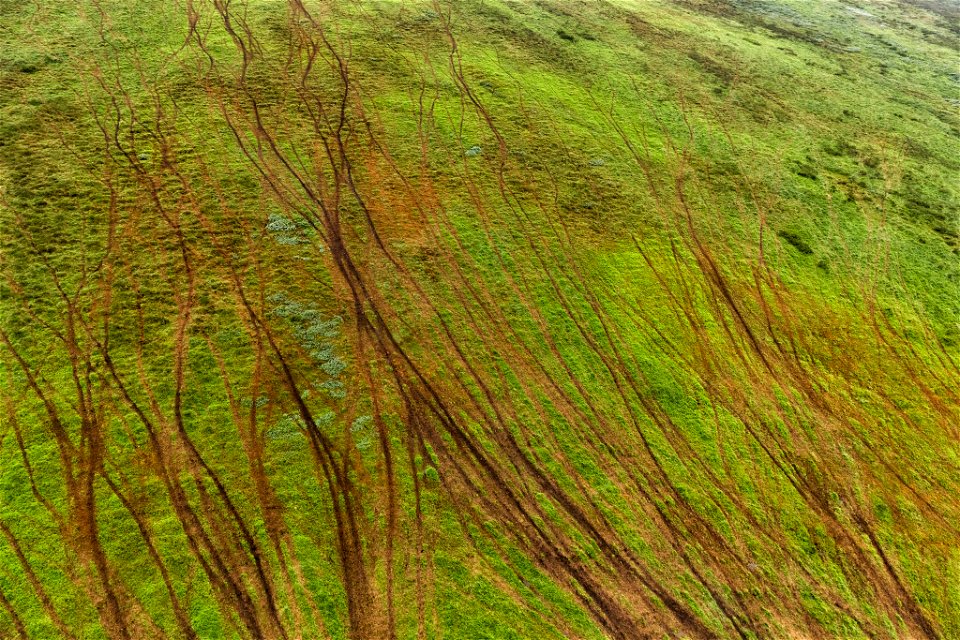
[1,0,958,638]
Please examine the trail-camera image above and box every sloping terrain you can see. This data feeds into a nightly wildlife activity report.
[0,1,958,638]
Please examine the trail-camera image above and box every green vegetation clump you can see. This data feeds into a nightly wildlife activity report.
[778,230,814,255]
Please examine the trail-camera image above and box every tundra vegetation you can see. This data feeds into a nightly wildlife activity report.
[0,0,958,638]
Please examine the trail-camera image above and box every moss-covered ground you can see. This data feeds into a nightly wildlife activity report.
[1,0,958,638]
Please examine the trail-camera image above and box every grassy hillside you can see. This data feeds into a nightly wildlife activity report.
[1,0,957,638]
